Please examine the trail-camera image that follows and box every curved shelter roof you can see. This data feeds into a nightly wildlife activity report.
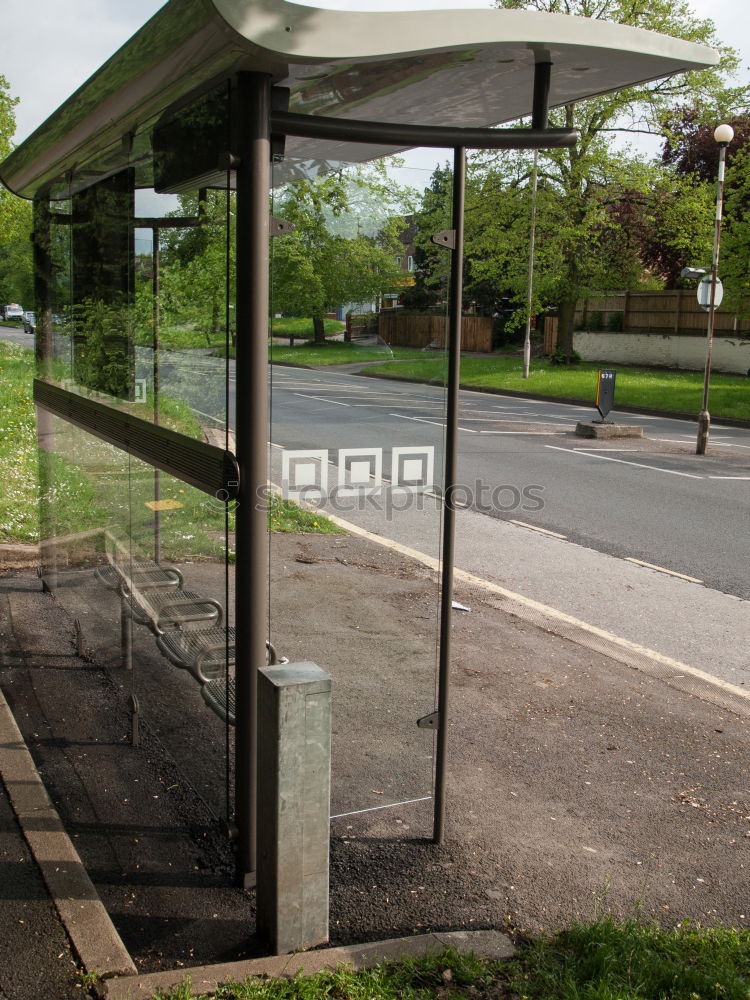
[0,0,718,198]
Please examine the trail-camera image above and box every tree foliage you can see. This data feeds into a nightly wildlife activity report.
[486,0,747,354]
[271,166,408,342]
[0,76,33,308]
[662,108,750,182]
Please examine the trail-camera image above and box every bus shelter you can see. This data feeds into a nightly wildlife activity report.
[0,0,715,930]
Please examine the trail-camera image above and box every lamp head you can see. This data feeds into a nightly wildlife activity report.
[681,266,707,279]
[714,123,734,145]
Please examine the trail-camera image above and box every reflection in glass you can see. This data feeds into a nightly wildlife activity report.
[269,152,451,823]
[36,86,234,823]
[71,170,134,399]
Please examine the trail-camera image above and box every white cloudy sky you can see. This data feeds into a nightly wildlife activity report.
[3,0,749,146]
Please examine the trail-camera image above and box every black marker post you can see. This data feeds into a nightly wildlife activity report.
[595,369,616,422]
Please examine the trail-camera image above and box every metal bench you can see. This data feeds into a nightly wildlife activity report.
[122,586,222,636]
[157,629,281,682]
[157,626,235,682]
[199,642,285,726]
[95,560,184,592]
[202,676,236,726]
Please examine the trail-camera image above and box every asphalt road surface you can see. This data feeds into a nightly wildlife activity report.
[5,328,748,687]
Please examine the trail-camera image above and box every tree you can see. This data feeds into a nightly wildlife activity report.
[271,166,407,342]
[662,107,750,182]
[0,76,33,307]
[718,141,750,319]
[491,0,746,355]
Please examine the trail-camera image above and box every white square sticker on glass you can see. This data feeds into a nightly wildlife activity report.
[282,449,329,500]
[337,448,383,496]
[392,446,434,493]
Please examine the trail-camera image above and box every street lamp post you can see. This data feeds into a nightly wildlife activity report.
[696,123,734,455]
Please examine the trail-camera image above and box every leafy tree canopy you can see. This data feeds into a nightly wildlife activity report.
[482,0,748,354]
[0,76,32,307]
[662,107,750,182]
[271,164,410,342]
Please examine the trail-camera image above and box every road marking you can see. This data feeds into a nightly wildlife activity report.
[459,416,567,424]
[294,392,350,406]
[509,519,567,539]
[652,437,697,444]
[389,412,446,429]
[708,476,750,480]
[624,557,703,583]
[389,412,481,433]
[545,445,704,479]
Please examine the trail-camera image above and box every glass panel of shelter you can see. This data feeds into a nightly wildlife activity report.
[34,93,235,822]
[268,150,451,825]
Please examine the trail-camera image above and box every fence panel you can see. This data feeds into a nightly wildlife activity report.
[378,313,492,352]
[575,290,749,337]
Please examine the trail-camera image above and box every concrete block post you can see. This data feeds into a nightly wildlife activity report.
[256,662,332,955]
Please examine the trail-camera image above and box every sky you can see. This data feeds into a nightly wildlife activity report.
[2,0,749,148]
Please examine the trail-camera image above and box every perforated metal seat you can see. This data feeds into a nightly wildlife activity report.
[199,642,285,726]
[95,561,183,591]
[123,588,222,635]
[157,626,235,682]
[202,676,236,726]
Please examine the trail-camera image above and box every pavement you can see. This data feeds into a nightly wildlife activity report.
[1,513,749,999]
[4,329,748,999]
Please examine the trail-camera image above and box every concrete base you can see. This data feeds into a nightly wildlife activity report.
[575,421,643,439]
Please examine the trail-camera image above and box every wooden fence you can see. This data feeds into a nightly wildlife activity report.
[574,290,749,337]
[378,313,493,352]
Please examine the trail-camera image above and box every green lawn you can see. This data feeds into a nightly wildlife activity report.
[149,919,750,1000]
[269,340,431,366]
[270,317,345,339]
[363,355,750,421]
[0,342,340,546]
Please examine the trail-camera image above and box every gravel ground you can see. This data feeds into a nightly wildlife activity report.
[0,531,748,977]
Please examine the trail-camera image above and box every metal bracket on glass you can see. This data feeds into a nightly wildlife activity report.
[417,711,440,730]
[217,151,241,170]
[431,229,456,250]
[270,216,295,237]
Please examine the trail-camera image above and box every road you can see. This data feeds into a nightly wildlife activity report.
[6,328,748,686]
[257,365,750,688]
[262,366,750,593]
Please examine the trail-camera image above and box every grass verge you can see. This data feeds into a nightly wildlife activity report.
[364,355,750,421]
[151,919,750,999]
[0,342,341,546]
[268,340,431,366]
[267,493,343,534]
[271,317,345,339]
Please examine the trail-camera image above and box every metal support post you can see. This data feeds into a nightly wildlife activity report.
[524,61,551,379]
[434,146,466,844]
[234,71,272,885]
[153,226,161,563]
[32,197,58,590]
